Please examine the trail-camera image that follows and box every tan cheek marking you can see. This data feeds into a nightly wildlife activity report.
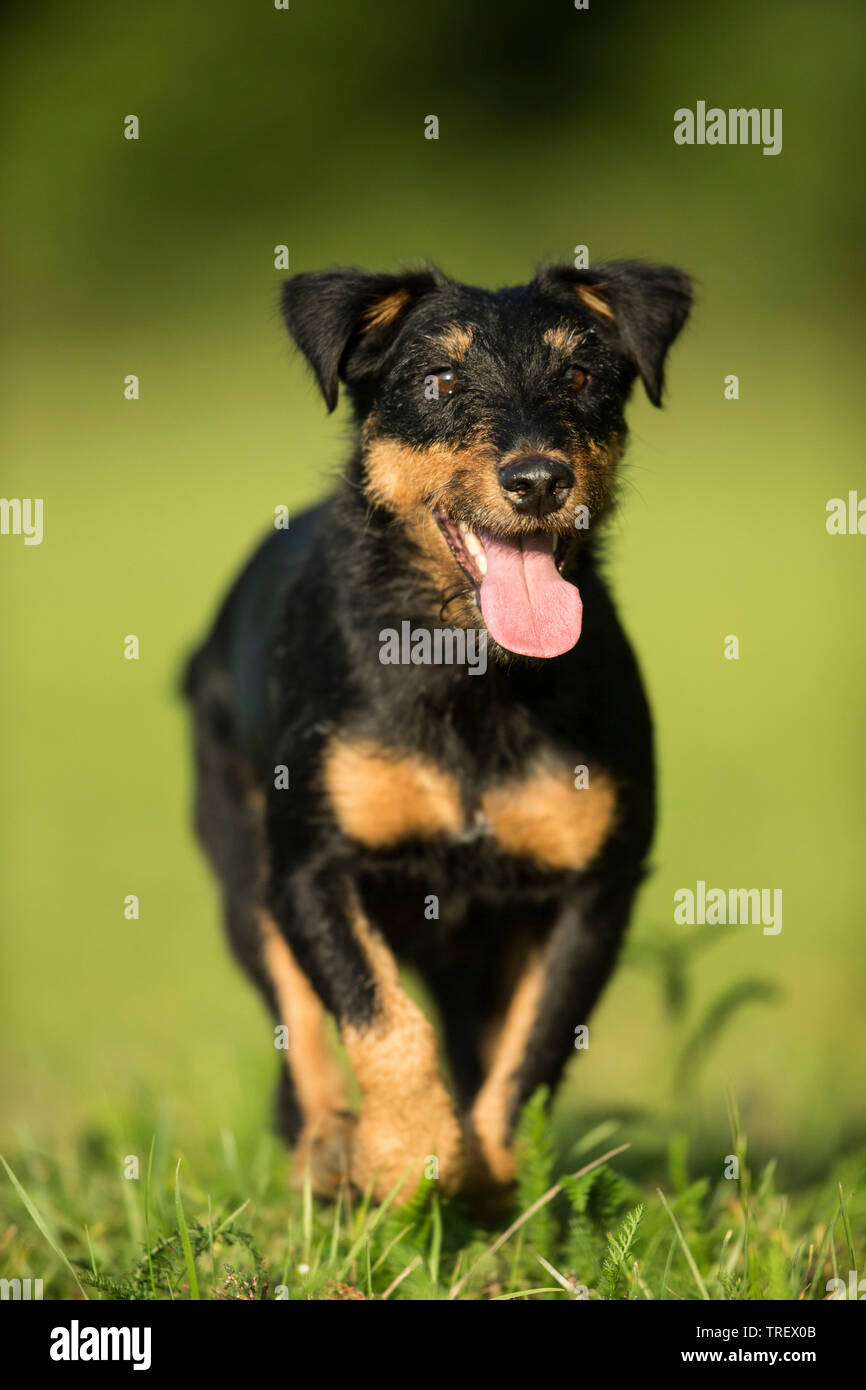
[362,436,503,613]
[588,434,625,467]
[360,287,411,332]
[363,437,497,517]
[322,736,464,847]
[575,283,615,320]
[469,950,545,1185]
[363,437,439,516]
[259,911,348,1118]
[343,901,463,1197]
[482,765,617,871]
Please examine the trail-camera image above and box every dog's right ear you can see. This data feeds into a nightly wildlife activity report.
[281,268,441,411]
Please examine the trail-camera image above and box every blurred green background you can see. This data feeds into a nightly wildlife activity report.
[2,0,864,1176]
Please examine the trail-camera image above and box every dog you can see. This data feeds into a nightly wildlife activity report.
[184,260,692,1209]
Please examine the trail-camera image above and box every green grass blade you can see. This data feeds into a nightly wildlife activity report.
[174,1159,200,1300]
[659,1233,677,1300]
[429,1193,442,1286]
[84,1224,98,1283]
[0,1152,89,1299]
[491,1286,568,1299]
[207,1194,215,1285]
[214,1197,250,1236]
[329,1189,343,1266]
[302,1160,313,1267]
[144,1134,157,1298]
[838,1183,856,1272]
[337,1166,414,1280]
[656,1187,710,1300]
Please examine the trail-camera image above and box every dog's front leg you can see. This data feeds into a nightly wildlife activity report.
[272,864,463,1202]
[467,871,642,1198]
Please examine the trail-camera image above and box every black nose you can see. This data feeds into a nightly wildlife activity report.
[498,455,573,517]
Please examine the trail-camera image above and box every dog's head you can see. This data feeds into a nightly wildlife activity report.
[281,262,691,661]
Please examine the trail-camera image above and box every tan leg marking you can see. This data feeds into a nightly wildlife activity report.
[342,902,463,1200]
[322,735,463,846]
[481,763,617,872]
[468,949,546,1188]
[259,912,354,1196]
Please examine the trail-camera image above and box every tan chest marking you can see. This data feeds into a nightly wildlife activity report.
[481,764,617,872]
[322,736,463,847]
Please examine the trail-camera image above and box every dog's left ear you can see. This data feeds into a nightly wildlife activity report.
[281,267,441,411]
[537,261,692,406]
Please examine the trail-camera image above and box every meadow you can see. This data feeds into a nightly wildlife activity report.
[2,0,864,1301]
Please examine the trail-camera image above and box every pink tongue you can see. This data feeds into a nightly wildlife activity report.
[478,531,582,658]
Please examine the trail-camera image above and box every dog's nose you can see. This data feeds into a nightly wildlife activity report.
[498,455,573,517]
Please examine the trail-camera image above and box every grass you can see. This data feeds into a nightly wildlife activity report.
[1,1085,863,1301]
[2,0,863,1310]
[2,930,864,1302]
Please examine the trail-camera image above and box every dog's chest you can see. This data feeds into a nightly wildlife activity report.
[321,734,616,874]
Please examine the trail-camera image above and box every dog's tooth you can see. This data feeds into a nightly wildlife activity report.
[461,527,487,576]
[551,532,559,552]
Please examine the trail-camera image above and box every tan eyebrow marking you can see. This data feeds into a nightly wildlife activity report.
[543,323,584,354]
[435,323,473,360]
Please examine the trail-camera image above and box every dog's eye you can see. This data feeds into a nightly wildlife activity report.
[426,368,459,399]
[571,367,589,391]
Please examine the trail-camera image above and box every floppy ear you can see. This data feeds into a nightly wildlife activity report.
[281,267,441,411]
[537,260,692,406]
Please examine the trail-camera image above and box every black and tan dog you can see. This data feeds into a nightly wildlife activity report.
[184,260,691,1208]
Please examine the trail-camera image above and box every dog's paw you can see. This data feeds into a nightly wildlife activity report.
[460,1136,516,1219]
[351,1088,464,1202]
[292,1110,357,1199]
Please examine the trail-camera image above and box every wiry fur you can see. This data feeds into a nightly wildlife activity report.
[184,260,692,1208]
